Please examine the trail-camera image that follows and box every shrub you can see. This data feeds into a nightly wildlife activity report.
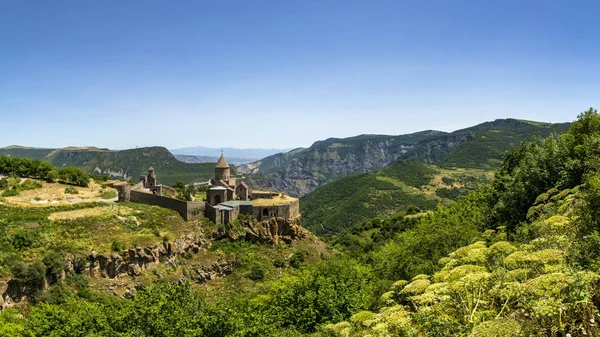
[42,251,64,276]
[12,230,34,250]
[273,258,285,268]
[64,186,79,194]
[111,241,125,253]
[2,188,18,197]
[101,190,117,199]
[0,179,7,189]
[289,251,305,269]
[248,265,265,280]
[45,170,58,182]
[90,174,110,182]
[20,180,42,191]
[442,176,456,185]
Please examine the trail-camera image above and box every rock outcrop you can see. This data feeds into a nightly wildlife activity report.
[1,217,309,310]
[82,235,211,279]
[215,216,308,246]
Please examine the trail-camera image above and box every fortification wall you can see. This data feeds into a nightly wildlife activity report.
[117,184,131,201]
[252,200,300,221]
[186,202,206,221]
[129,191,205,221]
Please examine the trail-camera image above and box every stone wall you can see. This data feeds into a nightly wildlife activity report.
[186,202,206,221]
[117,184,131,201]
[128,191,205,221]
[252,200,300,221]
[252,191,278,199]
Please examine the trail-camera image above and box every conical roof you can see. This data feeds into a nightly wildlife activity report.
[215,154,230,168]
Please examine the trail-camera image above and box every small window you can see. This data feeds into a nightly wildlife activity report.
[263,208,269,216]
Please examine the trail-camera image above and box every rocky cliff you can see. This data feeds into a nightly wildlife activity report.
[240,131,443,196]
[0,216,310,309]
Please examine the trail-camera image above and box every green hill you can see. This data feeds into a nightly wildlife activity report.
[420,119,572,168]
[0,146,218,186]
[300,160,491,234]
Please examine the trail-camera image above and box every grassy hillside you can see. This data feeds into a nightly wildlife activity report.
[300,160,491,235]
[0,146,219,186]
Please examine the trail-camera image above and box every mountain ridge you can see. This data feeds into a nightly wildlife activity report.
[0,146,218,186]
[239,118,571,196]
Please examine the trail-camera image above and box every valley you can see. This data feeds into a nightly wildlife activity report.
[0,110,598,337]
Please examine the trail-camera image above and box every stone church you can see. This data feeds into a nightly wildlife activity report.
[117,153,299,225]
[206,154,249,205]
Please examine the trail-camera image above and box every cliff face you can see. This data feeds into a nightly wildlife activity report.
[0,216,312,309]
[239,119,571,197]
[217,216,308,246]
[240,131,444,196]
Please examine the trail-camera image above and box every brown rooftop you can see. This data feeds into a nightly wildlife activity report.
[215,154,230,168]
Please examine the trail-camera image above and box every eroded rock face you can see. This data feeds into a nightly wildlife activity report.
[193,261,236,283]
[218,216,307,246]
[1,218,305,310]
[82,235,211,279]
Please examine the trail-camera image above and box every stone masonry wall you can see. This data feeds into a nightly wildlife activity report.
[129,191,205,221]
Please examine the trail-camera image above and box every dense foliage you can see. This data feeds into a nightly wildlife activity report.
[300,161,440,235]
[0,155,89,187]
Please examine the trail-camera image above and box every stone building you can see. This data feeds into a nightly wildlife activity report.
[117,154,300,225]
[204,155,299,224]
[139,167,163,195]
[207,154,250,205]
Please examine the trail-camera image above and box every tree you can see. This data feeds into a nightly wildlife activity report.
[58,167,90,187]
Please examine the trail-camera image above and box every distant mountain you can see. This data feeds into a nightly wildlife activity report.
[0,146,221,186]
[174,154,261,165]
[238,119,570,197]
[170,146,291,159]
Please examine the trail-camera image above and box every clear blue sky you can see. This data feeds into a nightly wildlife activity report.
[1,1,598,149]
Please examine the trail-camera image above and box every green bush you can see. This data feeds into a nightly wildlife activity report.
[111,241,125,253]
[90,174,110,182]
[289,251,305,269]
[436,187,468,200]
[273,257,285,268]
[20,179,42,191]
[101,190,117,199]
[0,179,7,190]
[248,265,265,280]
[12,230,34,250]
[442,176,455,185]
[1,187,18,197]
[58,167,90,187]
[64,186,79,194]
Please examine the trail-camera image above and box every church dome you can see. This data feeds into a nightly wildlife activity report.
[215,154,230,168]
